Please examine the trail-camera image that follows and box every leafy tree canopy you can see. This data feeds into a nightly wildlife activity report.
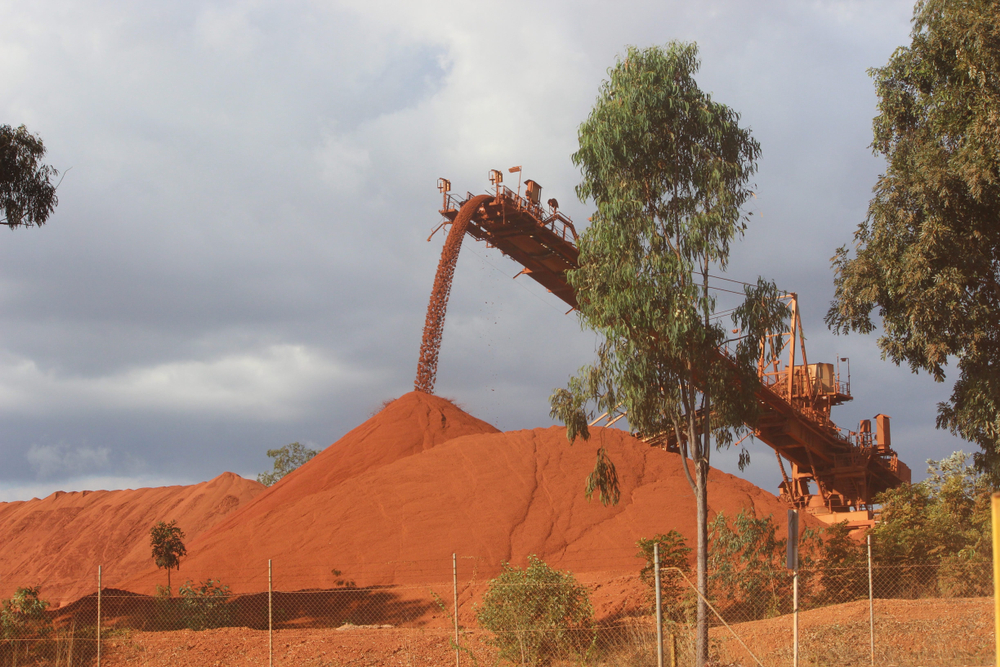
[825,0,1000,481]
[870,450,990,564]
[0,125,58,229]
[548,41,785,665]
[824,451,994,598]
[708,509,803,620]
[150,520,187,590]
[636,530,691,587]
[257,442,319,487]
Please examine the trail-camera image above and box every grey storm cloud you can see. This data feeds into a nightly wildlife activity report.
[0,0,967,501]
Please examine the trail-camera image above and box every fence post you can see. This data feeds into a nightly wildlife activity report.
[792,555,798,667]
[991,492,1000,667]
[453,553,460,667]
[96,565,102,667]
[787,509,799,667]
[269,559,273,667]
[654,542,663,667]
[867,533,874,667]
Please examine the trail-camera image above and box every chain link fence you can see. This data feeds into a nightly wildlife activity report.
[0,552,994,666]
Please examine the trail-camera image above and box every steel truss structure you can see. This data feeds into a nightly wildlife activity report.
[414,175,910,526]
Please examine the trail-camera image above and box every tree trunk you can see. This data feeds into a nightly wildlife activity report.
[167,567,171,593]
[695,458,709,667]
[696,259,712,667]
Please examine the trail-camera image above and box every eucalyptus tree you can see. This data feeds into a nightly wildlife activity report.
[257,442,319,487]
[827,0,1000,483]
[549,42,786,665]
[0,125,58,229]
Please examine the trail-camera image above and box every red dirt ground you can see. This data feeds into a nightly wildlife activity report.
[0,472,263,605]
[713,597,993,666]
[88,597,992,667]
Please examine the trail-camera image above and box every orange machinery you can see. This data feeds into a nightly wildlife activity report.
[415,174,911,526]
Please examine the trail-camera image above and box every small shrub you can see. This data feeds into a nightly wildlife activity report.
[475,555,595,666]
[814,522,868,605]
[709,509,795,620]
[1,586,51,638]
[636,530,693,622]
[937,551,992,597]
[179,579,231,630]
[152,584,183,630]
[0,587,52,662]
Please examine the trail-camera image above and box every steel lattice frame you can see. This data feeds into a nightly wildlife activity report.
[412,181,910,521]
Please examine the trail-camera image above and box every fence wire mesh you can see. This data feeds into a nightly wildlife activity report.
[0,556,994,666]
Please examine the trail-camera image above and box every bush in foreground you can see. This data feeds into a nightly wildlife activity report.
[0,587,52,662]
[476,555,594,666]
[179,579,232,631]
[636,530,693,623]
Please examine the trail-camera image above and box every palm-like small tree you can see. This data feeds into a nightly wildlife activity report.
[150,520,187,592]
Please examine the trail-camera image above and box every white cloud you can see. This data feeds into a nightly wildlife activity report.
[195,5,262,57]
[0,345,373,420]
[315,126,371,193]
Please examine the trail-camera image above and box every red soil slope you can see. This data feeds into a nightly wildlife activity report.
[0,472,263,605]
[196,391,500,542]
[121,392,803,595]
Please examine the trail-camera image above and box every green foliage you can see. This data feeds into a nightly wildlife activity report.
[636,531,692,621]
[708,509,804,620]
[868,451,993,597]
[0,587,53,665]
[0,587,51,640]
[550,41,785,663]
[815,522,869,604]
[257,442,319,487]
[872,451,990,564]
[150,520,187,587]
[814,452,992,599]
[936,549,993,597]
[825,0,1000,482]
[151,584,184,629]
[179,579,231,631]
[0,125,59,229]
[475,555,595,666]
[549,40,783,498]
[551,41,781,474]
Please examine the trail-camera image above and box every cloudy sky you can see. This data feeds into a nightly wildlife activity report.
[0,0,969,502]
